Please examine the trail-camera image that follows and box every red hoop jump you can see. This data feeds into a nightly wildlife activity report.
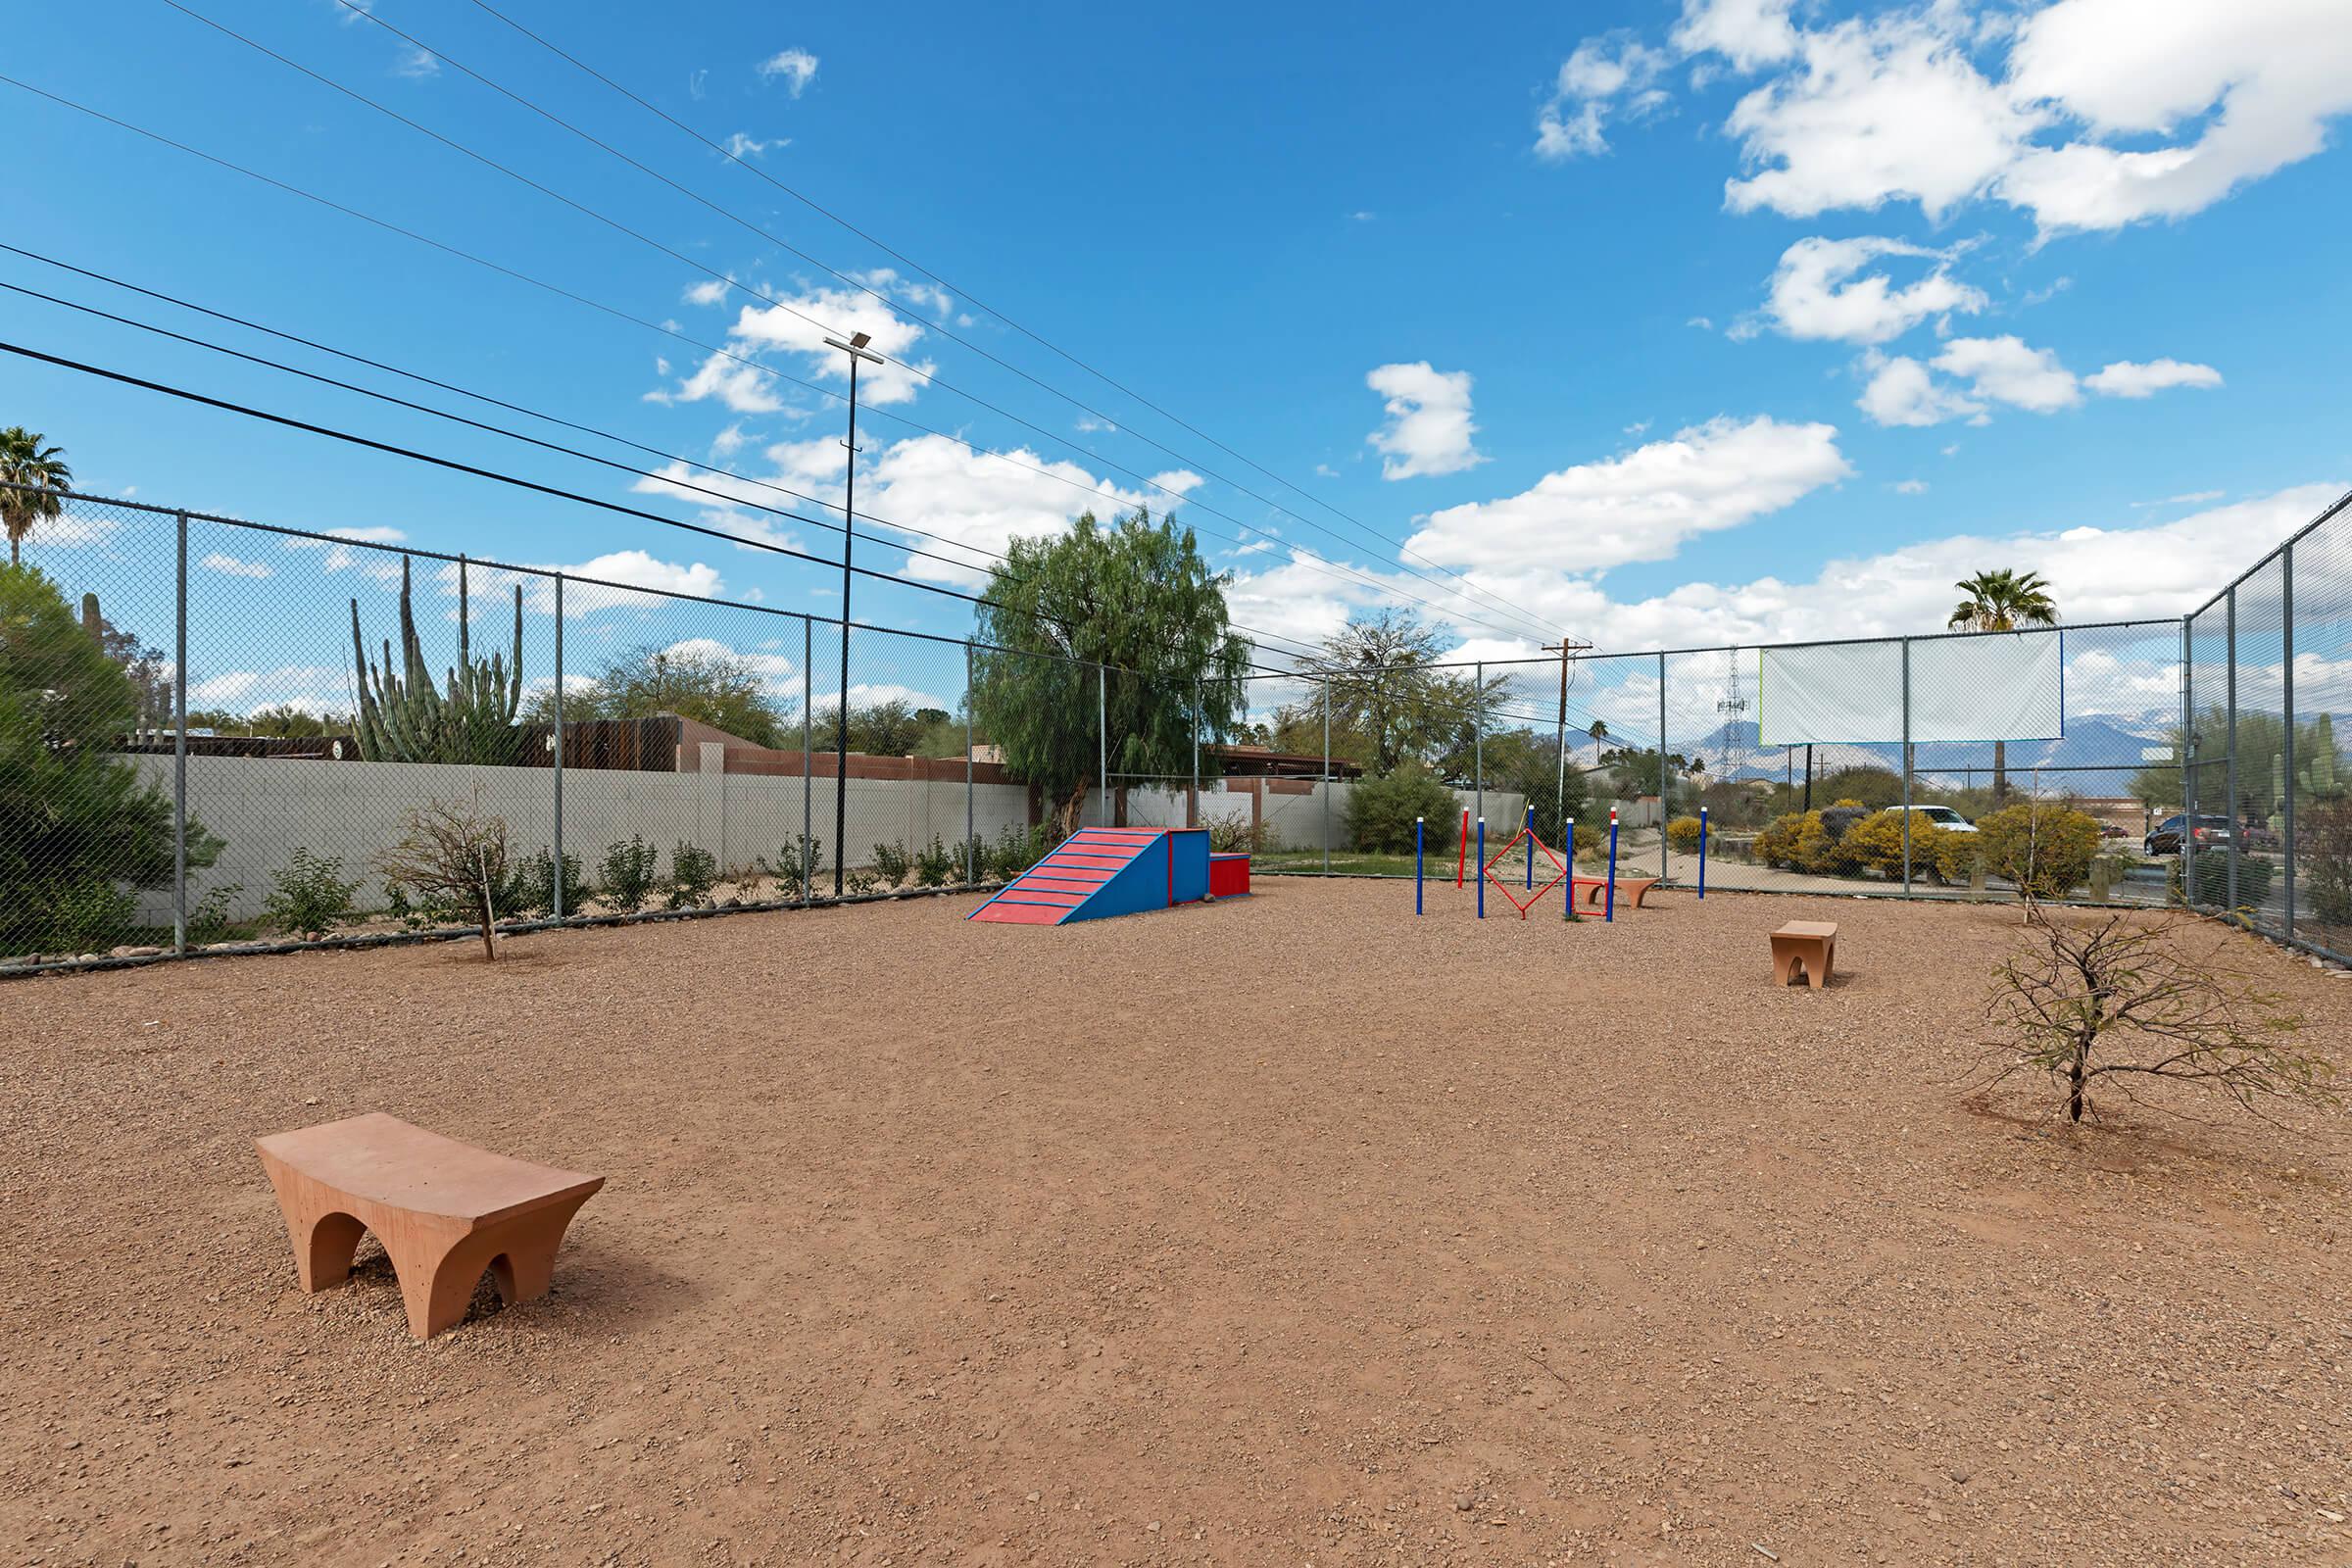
[1480,826,1568,919]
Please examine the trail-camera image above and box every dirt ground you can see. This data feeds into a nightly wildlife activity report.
[4,879,2349,1566]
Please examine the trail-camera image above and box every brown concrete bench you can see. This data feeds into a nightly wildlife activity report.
[1570,875,1661,909]
[1771,920,1838,989]
[256,1113,604,1340]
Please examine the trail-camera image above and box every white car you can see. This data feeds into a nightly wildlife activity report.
[1880,805,1977,833]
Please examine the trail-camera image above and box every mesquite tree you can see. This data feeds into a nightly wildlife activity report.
[376,792,513,961]
[1981,904,2334,1124]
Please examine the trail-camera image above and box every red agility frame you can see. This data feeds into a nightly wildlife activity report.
[1481,826,1568,919]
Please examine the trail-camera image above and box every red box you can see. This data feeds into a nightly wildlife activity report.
[1208,854,1251,898]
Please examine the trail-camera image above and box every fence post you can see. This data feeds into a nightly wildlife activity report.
[1657,651,1669,881]
[1474,662,1485,825]
[2181,614,2196,901]
[553,574,565,920]
[172,511,188,956]
[1900,636,1913,895]
[1098,663,1108,830]
[802,616,813,908]
[964,640,976,884]
[2281,543,2296,936]
[2226,587,2237,911]
[1322,675,1331,873]
[1191,677,1200,830]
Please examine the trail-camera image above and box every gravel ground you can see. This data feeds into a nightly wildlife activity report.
[3,880,2348,1566]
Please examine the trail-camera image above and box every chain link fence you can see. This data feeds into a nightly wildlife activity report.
[7,481,2348,968]
[2184,489,2352,964]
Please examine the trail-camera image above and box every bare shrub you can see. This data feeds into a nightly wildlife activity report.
[375,792,512,962]
[1980,905,2335,1125]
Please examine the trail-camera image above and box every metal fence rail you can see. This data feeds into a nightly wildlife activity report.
[5,481,2348,969]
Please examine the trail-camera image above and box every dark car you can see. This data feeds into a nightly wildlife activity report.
[2144,813,2234,857]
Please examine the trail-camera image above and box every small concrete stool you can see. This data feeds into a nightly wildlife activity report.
[1771,920,1838,989]
[257,1113,604,1339]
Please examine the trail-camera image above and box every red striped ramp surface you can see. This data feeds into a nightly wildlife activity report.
[967,828,1166,925]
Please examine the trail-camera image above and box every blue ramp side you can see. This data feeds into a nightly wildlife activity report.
[1061,831,1172,922]
[1167,828,1210,904]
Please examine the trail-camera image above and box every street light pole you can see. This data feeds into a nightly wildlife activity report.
[823,328,883,898]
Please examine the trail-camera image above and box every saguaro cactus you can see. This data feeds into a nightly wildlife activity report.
[350,557,523,764]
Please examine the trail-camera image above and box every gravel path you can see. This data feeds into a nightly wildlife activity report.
[3,881,2347,1565]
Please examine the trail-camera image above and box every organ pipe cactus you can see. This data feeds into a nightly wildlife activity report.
[349,557,524,764]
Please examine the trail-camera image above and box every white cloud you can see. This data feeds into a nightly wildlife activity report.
[722,281,935,405]
[658,636,795,690]
[1364,362,1486,480]
[645,352,785,415]
[2131,489,2226,508]
[464,551,726,618]
[201,553,271,580]
[1892,478,1929,495]
[1740,235,1987,344]
[723,132,788,159]
[1535,31,1673,160]
[1665,0,2352,232]
[1857,354,1984,427]
[1686,316,1715,331]
[391,45,439,79]
[859,434,1201,587]
[187,666,351,708]
[683,274,735,307]
[1934,334,2081,412]
[2084,358,2224,398]
[756,48,817,96]
[1404,415,1849,573]
[710,423,749,458]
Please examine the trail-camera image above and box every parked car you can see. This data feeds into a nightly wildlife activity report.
[1879,805,1977,834]
[2144,813,2233,856]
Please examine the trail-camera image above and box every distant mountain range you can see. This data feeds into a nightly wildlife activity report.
[1658,716,2172,784]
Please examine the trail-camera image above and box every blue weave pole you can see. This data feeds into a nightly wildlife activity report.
[1605,809,1619,922]
[1697,806,1708,899]
[1415,815,1424,915]
[1524,804,1536,888]
[1476,817,1486,919]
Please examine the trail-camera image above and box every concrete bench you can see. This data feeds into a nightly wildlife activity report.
[1570,875,1661,909]
[1771,920,1838,989]
[256,1113,604,1339]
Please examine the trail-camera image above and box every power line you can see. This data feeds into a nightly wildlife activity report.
[460,0,1566,647]
[160,0,1565,649]
[0,74,1413,647]
[0,254,1333,665]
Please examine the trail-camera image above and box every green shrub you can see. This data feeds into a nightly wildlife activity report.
[1665,815,1704,854]
[772,837,822,901]
[1,564,221,956]
[667,842,718,908]
[508,847,588,918]
[985,822,1060,881]
[1814,767,1904,809]
[1836,811,1948,880]
[845,867,883,896]
[1974,803,2102,899]
[1205,815,1262,856]
[263,848,363,935]
[597,835,660,912]
[2171,850,2276,911]
[2301,798,2352,926]
[187,882,244,943]
[913,835,956,888]
[1346,763,1459,854]
[870,840,911,886]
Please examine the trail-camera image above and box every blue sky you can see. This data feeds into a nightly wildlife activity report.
[6,0,2351,721]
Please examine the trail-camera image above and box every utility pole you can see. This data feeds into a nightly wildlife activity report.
[822,328,883,897]
[1541,638,1594,833]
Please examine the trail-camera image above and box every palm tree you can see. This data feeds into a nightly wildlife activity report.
[1947,567,2058,805]
[0,428,74,565]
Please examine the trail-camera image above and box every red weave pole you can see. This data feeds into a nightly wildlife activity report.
[1455,808,1469,887]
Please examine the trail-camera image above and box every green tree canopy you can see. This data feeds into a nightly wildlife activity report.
[970,508,1250,832]
[2,564,218,953]
[530,640,790,748]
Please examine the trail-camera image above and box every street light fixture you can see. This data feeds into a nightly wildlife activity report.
[821,328,883,898]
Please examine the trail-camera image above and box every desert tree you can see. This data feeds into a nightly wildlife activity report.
[375,791,513,961]
[1980,903,2335,1125]
[0,427,73,566]
[970,508,1250,835]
